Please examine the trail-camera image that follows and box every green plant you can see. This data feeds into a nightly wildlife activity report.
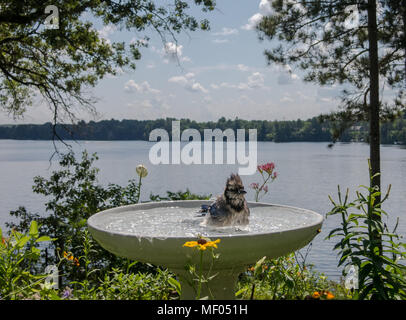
[6,151,147,287]
[58,229,179,300]
[326,161,406,299]
[236,253,346,300]
[67,230,100,299]
[182,237,221,300]
[93,267,178,300]
[0,221,52,299]
[150,189,211,201]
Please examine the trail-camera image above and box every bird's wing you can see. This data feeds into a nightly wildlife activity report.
[208,202,227,221]
[199,204,210,214]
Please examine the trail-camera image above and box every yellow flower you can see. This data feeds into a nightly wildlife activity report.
[326,291,335,300]
[183,238,221,251]
[202,239,220,249]
[183,241,199,248]
[312,291,321,299]
[63,251,73,260]
[63,251,79,266]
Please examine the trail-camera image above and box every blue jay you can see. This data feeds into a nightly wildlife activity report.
[199,173,250,226]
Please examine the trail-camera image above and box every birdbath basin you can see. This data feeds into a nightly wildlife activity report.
[87,200,323,300]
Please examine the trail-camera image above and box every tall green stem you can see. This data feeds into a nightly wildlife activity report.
[197,250,203,299]
[255,174,271,202]
[137,176,142,203]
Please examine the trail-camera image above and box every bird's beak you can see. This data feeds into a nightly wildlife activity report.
[239,189,247,194]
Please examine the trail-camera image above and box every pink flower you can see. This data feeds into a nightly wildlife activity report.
[262,185,268,193]
[258,162,275,174]
[273,172,278,179]
[250,182,259,190]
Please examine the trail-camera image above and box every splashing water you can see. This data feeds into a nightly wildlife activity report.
[92,205,320,239]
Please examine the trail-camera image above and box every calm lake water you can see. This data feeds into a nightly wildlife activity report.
[1,140,405,280]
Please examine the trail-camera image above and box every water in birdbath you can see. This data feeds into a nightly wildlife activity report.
[91,206,321,239]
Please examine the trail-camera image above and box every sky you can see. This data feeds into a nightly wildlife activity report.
[0,0,344,125]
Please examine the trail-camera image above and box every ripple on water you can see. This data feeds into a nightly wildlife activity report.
[93,205,321,238]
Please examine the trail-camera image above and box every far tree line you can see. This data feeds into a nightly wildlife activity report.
[0,114,405,144]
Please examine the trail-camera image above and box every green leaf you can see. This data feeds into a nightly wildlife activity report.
[255,256,267,269]
[16,235,30,248]
[235,287,247,297]
[35,236,52,243]
[168,277,181,295]
[47,290,62,300]
[29,221,39,238]
[31,246,41,255]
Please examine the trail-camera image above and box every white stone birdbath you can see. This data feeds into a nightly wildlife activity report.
[87,200,323,300]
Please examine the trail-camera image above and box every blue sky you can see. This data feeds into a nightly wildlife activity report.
[0,0,343,124]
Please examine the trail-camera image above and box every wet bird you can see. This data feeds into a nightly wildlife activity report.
[199,173,250,226]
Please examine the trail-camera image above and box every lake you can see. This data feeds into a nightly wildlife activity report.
[1,139,405,281]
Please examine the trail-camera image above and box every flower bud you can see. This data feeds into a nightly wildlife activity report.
[136,164,148,178]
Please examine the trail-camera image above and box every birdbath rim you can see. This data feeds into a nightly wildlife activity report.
[87,200,324,240]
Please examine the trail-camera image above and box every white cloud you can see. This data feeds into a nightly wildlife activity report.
[242,0,274,31]
[212,27,239,36]
[276,65,300,85]
[241,13,263,31]
[212,39,229,44]
[191,64,253,74]
[130,36,148,46]
[98,25,116,44]
[344,5,360,29]
[280,96,294,103]
[168,73,208,94]
[210,72,266,91]
[259,0,273,15]
[189,82,208,93]
[237,64,250,72]
[162,42,182,63]
[152,42,192,64]
[124,80,160,94]
[181,56,192,62]
[247,72,265,88]
[126,97,171,118]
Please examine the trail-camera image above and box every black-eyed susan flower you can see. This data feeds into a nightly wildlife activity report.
[183,238,220,251]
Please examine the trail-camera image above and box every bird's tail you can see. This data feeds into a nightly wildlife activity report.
[197,204,210,216]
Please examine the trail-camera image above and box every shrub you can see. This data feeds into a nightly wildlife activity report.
[0,221,53,300]
[326,161,406,299]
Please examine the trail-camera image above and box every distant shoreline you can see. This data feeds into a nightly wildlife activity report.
[0,116,405,145]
